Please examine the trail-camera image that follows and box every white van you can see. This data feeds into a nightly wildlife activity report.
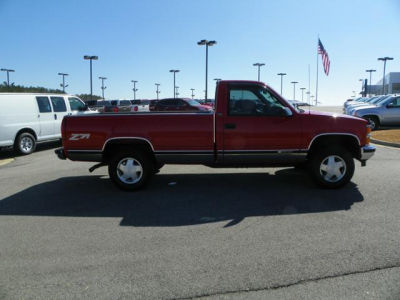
[0,93,96,154]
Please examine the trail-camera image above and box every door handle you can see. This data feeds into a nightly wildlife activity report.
[224,123,236,129]
[54,114,57,120]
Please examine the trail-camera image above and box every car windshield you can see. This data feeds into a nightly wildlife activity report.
[187,99,201,106]
[377,96,393,106]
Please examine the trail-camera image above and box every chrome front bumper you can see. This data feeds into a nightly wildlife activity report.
[360,145,376,161]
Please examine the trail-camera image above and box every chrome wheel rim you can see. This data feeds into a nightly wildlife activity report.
[20,136,33,153]
[116,157,143,184]
[367,118,376,130]
[320,155,346,183]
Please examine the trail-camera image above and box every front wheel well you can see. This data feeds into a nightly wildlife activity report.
[307,135,360,160]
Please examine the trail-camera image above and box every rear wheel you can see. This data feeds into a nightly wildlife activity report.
[15,132,36,155]
[309,147,354,189]
[108,150,153,191]
[364,116,379,130]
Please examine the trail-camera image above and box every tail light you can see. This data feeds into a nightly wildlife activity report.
[113,107,119,113]
[134,106,138,112]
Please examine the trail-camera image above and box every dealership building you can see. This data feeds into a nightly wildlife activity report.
[367,72,400,95]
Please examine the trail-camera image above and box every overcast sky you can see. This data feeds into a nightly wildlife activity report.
[0,0,399,104]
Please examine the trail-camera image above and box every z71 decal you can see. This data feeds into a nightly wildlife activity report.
[69,133,91,141]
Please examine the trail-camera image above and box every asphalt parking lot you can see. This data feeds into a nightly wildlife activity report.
[1,141,400,299]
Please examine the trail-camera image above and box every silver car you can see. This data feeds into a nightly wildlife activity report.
[352,95,400,130]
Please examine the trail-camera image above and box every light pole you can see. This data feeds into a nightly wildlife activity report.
[291,81,298,100]
[365,69,376,96]
[253,63,265,81]
[83,55,98,101]
[197,39,217,101]
[99,77,107,99]
[359,79,364,96]
[175,86,179,97]
[58,72,69,93]
[277,73,286,96]
[190,88,195,99]
[155,83,160,100]
[169,69,179,98]
[214,78,221,83]
[1,68,15,86]
[378,57,393,95]
[300,87,306,101]
[131,80,138,100]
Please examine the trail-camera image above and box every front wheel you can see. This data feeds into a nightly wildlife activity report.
[364,116,379,131]
[108,150,153,191]
[309,147,354,189]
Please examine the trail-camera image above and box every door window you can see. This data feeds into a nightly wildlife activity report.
[68,97,86,111]
[36,97,52,113]
[50,97,67,112]
[229,86,286,116]
[389,97,400,107]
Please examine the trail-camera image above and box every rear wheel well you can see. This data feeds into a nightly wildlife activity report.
[14,128,37,143]
[307,135,360,159]
[102,139,157,167]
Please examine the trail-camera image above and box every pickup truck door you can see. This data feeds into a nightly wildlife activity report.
[220,84,303,164]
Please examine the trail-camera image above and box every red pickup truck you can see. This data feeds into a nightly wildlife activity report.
[55,80,375,190]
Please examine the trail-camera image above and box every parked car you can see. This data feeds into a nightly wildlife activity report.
[352,95,400,130]
[0,93,95,154]
[346,95,392,116]
[130,99,151,112]
[103,100,133,113]
[56,80,375,190]
[151,98,212,111]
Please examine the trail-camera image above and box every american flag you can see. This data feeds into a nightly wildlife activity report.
[318,39,330,76]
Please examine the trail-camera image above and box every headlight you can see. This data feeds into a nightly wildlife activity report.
[352,111,357,116]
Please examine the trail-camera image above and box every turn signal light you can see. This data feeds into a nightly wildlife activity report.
[366,126,371,144]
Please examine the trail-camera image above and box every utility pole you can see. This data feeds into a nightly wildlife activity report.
[83,55,98,101]
[365,69,376,96]
[197,39,217,101]
[169,70,180,98]
[277,73,286,96]
[131,80,138,100]
[155,83,160,100]
[378,57,394,95]
[99,77,107,99]
[291,81,298,100]
[1,68,15,86]
[253,63,265,81]
[58,72,69,92]
[300,87,306,101]
[190,88,195,99]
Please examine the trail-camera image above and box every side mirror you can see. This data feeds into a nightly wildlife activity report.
[282,107,293,116]
[79,104,88,111]
[386,103,394,108]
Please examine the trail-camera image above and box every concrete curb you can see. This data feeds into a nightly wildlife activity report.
[371,139,400,149]
[0,158,15,167]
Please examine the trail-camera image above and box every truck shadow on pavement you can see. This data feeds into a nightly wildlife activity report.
[0,169,364,228]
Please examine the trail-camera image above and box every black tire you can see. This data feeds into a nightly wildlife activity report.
[309,146,354,189]
[108,150,153,191]
[364,116,379,131]
[14,132,36,155]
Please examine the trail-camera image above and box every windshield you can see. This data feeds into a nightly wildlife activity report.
[187,99,201,106]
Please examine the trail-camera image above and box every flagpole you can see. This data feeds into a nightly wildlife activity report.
[308,64,311,105]
[315,37,319,106]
